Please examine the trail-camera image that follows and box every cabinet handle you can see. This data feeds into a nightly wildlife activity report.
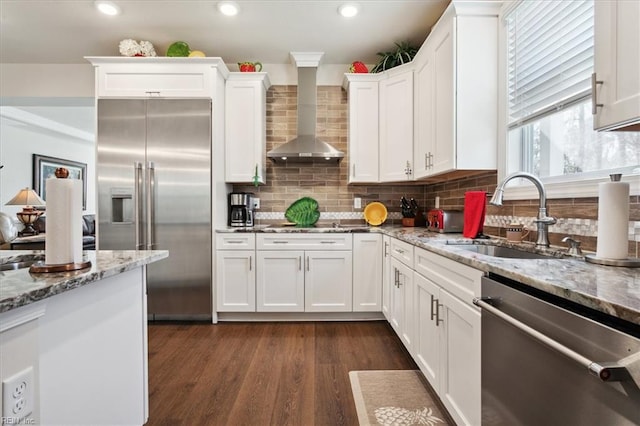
[424,153,428,170]
[298,256,302,271]
[134,162,143,250]
[249,255,252,271]
[226,240,244,244]
[395,248,405,255]
[352,163,356,177]
[145,91,161,97]
[435,299,444,326]
[321,241,336,244]
[273,240,289,244]
[306,256,310,271]
[591,73,604,115]
[430,294,437,322]
[384,242,389,257]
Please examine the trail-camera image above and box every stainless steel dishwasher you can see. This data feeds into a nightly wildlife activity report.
[476,274,640,426]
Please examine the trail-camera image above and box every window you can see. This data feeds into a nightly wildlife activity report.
[500,0,639,198]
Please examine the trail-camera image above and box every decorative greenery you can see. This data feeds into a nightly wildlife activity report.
[285,197,320,227]
[370,41,419,73]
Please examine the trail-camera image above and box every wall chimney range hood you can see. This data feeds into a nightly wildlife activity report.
[267,52,345,163]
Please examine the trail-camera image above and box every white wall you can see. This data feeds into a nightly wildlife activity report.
[0,106,96,215]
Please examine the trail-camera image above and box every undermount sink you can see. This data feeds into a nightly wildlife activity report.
[445,242,555,260]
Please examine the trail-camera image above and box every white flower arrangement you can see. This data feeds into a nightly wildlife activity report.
[119,39,157,57]
[139,40,157,57]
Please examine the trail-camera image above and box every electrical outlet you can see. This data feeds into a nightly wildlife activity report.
[354,197,362,209]
[435,196,440,209]
[2,367,34,422]
[253,198,260,209]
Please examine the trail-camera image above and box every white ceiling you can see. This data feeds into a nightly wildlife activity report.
[0,0,451,66]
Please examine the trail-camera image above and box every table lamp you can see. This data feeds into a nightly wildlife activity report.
[5,187,46,236]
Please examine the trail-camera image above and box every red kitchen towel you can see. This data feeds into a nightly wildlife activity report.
[463,191,487,238]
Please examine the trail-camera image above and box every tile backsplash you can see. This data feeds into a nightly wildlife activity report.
[232,85,638,258]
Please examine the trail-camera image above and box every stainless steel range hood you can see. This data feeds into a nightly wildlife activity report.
[267,52,345,163]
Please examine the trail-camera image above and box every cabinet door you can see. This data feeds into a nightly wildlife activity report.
[413,52,435,180]
[225,76,267,183]
[431,17,456,175]
[305,251,353,312]
[348,81,380,183]
[215,250,255,312]
[413,272,441,393]
[256,251,304,312]
[439,289,481,426]
[95,63,215,98]
[389,257,414,352]
[353,234,382,311]
[379,70,414,182]
[594,0,640,130]
[382,236,392,320]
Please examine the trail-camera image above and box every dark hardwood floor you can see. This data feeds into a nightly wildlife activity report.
[146,321,418,426]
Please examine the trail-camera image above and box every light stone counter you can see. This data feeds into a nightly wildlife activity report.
[0,250,168,313]
[218,225,640,326]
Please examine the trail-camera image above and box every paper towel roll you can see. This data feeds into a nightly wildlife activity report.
[45,178,83,265]
[596,179,629,260]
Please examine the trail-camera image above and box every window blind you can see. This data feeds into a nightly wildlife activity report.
[506,0,594,128]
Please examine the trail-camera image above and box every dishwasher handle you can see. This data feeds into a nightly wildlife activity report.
[473,297,630,382]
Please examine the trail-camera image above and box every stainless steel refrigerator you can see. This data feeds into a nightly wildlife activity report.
[97,99,212,320]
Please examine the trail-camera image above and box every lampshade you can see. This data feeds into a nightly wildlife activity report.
[5,187,45,206]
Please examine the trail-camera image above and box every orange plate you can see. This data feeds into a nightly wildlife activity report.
[363,202,388,226]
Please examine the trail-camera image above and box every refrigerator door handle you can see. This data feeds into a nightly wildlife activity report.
[134,161,144,250]
[146,161,156,250]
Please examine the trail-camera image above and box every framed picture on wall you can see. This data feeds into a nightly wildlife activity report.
[33,154,87,210]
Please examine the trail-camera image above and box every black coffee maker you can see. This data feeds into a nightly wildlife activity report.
[228,192,254,227]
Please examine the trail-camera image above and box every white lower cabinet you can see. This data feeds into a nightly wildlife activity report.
[388,237,415,352]
[390,257,415,352]
[353,234,383,312]
[304,251,353,312]
[412,246,482,426]
[381,235,391,320]
[215,234,256,312]
[216,250,256,312]
[255,234,353,313]
[439,288,481,426]
[256,251,305,312]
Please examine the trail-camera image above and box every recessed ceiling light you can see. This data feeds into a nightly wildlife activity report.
[338,3,359,18]
[95,1,121,16]
[218,1,240,16]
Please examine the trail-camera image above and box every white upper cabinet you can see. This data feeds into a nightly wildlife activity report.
[343,74,381,183]
[225,73,271,183]
[86,57,229,98]
[379,66,414,182]
[593,0,640,131]
[413,3,499,179]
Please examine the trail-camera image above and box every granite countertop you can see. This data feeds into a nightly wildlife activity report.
[0,250,168,314]
[218,225,640,326]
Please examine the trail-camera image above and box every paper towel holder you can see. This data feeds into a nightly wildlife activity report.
[585,173,639,267]
[28,168,92,273]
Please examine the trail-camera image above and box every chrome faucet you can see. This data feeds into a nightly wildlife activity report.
[490,172,556,247]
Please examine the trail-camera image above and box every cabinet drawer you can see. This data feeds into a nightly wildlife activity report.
[414,246,482,304]
[96,64,213,98]
[216,233,255,250]
[257,234,352,251]
[390,237,414,267]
